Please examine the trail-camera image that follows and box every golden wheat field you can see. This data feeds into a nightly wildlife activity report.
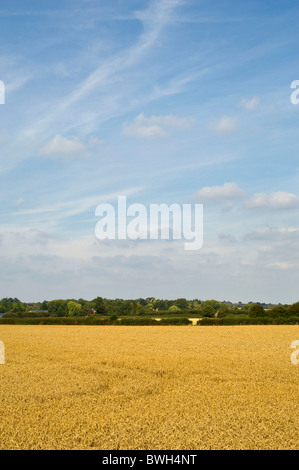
[0,325,298,450]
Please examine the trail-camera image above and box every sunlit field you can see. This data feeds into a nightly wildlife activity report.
[0,325,298,450]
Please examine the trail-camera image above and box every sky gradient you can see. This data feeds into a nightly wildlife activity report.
[0,0,299,303]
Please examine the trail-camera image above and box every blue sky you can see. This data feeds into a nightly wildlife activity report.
[0,0,299,303]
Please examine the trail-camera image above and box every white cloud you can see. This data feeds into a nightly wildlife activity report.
[5,75,30,93]
[209,116,238,134]
[123,113,193,139]
[241,96,259,111]
[40,134,88,156]
[195,182,246,202]
[39,135,103,157]
[244,191,299,210]
[267,262,291,270]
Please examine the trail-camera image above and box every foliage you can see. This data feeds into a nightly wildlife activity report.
[67,301,83,317]
[286,302,299,317]
[48,299,68,317]
[93,297,108,315]
[159,317,191,325]
[1,296,299,322]
[201,304,215,318]
[168,305,180,312]
[249,304,266,318]
[174,298,189,310]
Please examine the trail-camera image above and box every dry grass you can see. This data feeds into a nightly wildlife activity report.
[0,325,298,450]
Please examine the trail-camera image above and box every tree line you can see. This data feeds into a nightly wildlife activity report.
[1,296,299,321]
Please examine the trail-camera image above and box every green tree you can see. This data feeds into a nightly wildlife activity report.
[94,297,107,315]
[249,304,265,318]
[1,297,22,312]
[175,298,188,310]
[40,301,48,311]
[144,302,154,312]
[153,299,168,310]
[269,305,287,318]
[48,300,68,317]
[201,305,215,318]
[286,302,299,318]
[217,306,230,318]
[11,301,26,317]
[168,305,180,313]
[201,299,221,312]
[67,301,82,317]
[136,302,143,313]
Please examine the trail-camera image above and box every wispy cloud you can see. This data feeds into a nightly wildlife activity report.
[244,191,299,211]
[240,96,260,111]
[123,113,193,139]
[195,182,246,202]
[54,2,181,113]
[209,116,239,134]
[267,262,291,270]
[40,135,88,156]
[5,75,30,93]
[39,134,103,157]
[13,187,143,222]
[195,184,299,213]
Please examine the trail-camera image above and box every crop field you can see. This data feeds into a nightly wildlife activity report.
[0,325,298,450]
